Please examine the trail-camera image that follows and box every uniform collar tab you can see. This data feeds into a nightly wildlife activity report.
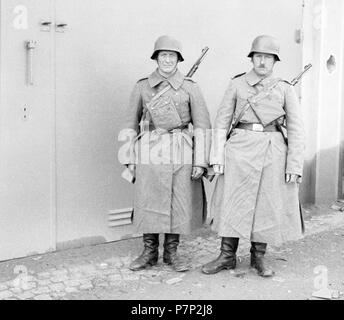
[245,69,263,86]
[245,69,274,86]
[148,69,184,90]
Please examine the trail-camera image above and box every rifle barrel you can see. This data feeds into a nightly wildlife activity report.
[291,63,312,86]
[186,47,209,78]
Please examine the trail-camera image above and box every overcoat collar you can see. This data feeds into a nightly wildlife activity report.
[245,69,274,86]
[148,69,184,90]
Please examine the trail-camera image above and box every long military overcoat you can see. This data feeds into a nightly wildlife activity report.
[210,69,305,246]
[122,69,211,234]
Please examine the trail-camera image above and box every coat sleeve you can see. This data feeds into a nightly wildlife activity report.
[210,80,237,166]
[189,82,211,168]
[284,84,305,176]
[119,82,143,165]
[123,82,143,133]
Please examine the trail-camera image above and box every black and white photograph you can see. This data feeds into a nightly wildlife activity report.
[0,0,343,308]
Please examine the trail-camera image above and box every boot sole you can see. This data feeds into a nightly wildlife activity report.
[129,260,158,271]
[202,265,236,275]
[250,264,275,277]
[163,259,190,272]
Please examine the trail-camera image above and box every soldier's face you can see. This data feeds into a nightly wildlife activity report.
[252,53,276,77]
[157,51,179,75]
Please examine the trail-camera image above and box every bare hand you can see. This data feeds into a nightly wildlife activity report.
[191,166,205,180]
[285,173,302,184]
[213,164,224,175]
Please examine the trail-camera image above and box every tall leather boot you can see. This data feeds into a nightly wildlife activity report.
[129,233,159,271]
[250,242,275,277]
[163,234,189,272]
[202,237,239,274]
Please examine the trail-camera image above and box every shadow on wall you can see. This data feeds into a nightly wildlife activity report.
[300,143,344,205]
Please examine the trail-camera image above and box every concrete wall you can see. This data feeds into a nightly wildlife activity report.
[0,0,304,261]
[302,0,344,204]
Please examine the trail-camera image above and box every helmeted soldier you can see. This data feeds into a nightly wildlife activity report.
[120,35,211,272]
[202,35,305,277]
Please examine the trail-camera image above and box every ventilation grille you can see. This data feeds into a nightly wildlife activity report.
[108,208,133,228]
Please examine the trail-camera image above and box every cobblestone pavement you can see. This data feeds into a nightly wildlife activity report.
[0,204,344,300]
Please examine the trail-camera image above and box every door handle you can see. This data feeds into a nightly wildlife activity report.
[26,40,37,86]
[56,22,68,32]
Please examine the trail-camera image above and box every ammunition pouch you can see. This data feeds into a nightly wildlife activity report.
[148,95,183,131]
[145,84,183,132]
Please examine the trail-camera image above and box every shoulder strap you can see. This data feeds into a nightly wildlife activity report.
[232,72,246,80]
[137,77,148,83]
[149,84,172,105]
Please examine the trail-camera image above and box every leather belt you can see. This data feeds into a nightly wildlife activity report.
[148,123,189,132]
[236,122,279,132]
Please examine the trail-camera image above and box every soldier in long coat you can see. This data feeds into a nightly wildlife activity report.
[202,35,305,277]
[121,35,211,272]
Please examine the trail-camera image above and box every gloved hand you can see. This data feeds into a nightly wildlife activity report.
[213,164,224,175]
[285,173,302,184]
[191,166,205,180]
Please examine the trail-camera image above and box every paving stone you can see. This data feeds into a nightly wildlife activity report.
[97,263,109,270]
[78,265,97,273]
[104,258,122,264]
[121,274,140,281]
[120,268,135,274]
[79,279,94,286]
[51,269,68,277]
[101,268,120,275]
[34,294,52,300]
[0,290,14,299]
[37,279,51,286]
[50,275,69,283]
[36,272,51,279]
[10,287,23,294]
[22,282,37,290]
[67,266,81,273]
[51,292,66,298]
[79,283,93,290]
[16,291,35,300]
[108,274,123,282]
[11,276,36,287]
[65,287,78,293]
[68,272,85,280]
[49,283,65,292]
[33,287,50,295]
[95,281,110,287]
[64,280,80,287]
[0,284,8,291]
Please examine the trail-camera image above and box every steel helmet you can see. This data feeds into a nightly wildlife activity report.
[151,35,184,62]
[247,35,281,61]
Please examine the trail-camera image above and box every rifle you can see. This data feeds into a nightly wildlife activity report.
[276,63,313,145]
[186,47,209,78]
[290,63,312,86]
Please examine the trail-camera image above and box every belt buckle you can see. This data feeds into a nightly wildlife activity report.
[252,123,264,132]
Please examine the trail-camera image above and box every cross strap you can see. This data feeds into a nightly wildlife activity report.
[148,84,172,105]
[140,84,173,132]
[229,78,282,135]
